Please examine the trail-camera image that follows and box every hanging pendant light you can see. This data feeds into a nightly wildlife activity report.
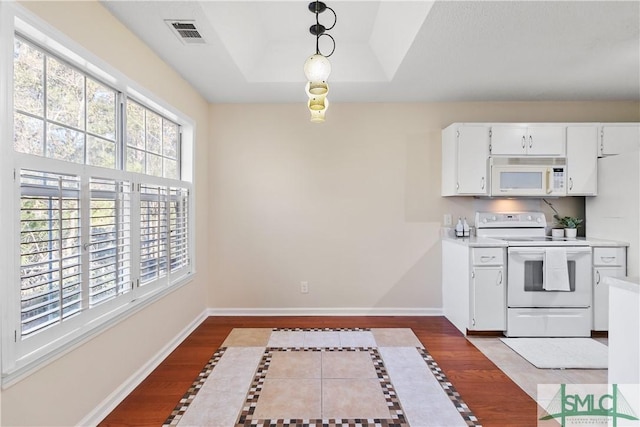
[304,1,336,123]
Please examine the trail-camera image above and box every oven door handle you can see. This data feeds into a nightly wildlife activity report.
[509,250,546,259]
[509,247,591,255]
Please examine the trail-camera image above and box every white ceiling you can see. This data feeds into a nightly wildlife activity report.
[101,0,640,104]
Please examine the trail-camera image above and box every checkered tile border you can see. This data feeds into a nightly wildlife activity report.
[162,347,227,426]
[162,328,482,427]
[235,346,408,427]
[417,348,481,426]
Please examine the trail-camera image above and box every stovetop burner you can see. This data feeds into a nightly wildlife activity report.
[475,212,590,247]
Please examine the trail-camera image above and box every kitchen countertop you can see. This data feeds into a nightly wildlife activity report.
[442,229,629,248]
[584,237,630,247]
[441,234,507,248]
[603,276,639,292]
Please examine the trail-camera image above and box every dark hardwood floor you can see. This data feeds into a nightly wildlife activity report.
[98,316,537,426]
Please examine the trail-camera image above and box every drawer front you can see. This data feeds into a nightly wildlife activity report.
[593,247,626,267]
[472,247,504,265]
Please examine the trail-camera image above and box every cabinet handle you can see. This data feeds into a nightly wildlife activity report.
[456,182,460,190]
[569,177,573,190]
[480,255,496,262]
[481,176,485,190]
[497,270,503,285]
[521,135,526,149]
[600,256,616,264]
[529,135,533,149]
[596,270,601,285]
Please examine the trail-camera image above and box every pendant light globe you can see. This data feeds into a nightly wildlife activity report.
[304,53,331,83]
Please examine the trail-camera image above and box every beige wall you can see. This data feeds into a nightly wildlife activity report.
[208,102,640,311]
[2,2,209,426]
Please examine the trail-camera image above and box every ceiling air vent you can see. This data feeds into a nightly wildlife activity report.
[166,20,206,44]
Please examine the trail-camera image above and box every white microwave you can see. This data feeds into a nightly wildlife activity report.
[491,158,566,196]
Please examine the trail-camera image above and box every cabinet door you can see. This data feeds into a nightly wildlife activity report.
[601,125,640,156]
[490,126,527,155]
[527,126,566,156]
[457,126,489,194]
[567,126,598,195]
[593,267,625,331]
[471,267,506,330]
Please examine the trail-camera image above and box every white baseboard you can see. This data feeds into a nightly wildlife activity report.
[79,309,209,427]
[206,307,443,316]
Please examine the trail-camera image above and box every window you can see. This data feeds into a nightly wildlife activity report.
[14,37,118,167]
[3,19,194,380]
[127,101,180,179]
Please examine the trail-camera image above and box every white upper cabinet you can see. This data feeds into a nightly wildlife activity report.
[600,124,640,157]
[491,125,566,156]
[566,126,598,196]
[442,124,490,196]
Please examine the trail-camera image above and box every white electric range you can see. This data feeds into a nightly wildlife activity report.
[476,212,592,337]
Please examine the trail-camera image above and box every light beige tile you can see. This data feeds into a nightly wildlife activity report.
[322,379,391,419]
[557,368,608,384]
[378,347,440,388]
[266,351,321,379]
[209,347,265,380]
[267,331,305,348]
[339,331,377,348]
[222,328,272,347]
[322,351,378,379]
[303,331,340,347]
[371,328,421,347]
[177,378,246,427]
[252,379,321,419]
[467,336,609,401]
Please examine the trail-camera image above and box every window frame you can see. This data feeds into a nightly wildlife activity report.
[0,4,196,386]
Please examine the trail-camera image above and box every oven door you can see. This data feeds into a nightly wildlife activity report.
[507,246,592,307]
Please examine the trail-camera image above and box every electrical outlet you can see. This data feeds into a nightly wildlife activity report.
[300,281,309,294]
[444,214,452,226]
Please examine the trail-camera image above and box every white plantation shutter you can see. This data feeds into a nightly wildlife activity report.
[89,178,132,306]
[20,170,82,337]
[169,187,189,276]
[139,184,168,285]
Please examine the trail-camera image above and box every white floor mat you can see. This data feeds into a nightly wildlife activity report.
[500,338,608,369]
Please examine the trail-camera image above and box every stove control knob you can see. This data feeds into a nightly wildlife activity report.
[536,217,542,223]
[527,215,532,221]
[491,216,497,221]
[482,218,488,223]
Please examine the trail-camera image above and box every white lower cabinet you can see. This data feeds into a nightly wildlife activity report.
[592,246,627,331]
[471,266,506,330]
[442,240,506,334]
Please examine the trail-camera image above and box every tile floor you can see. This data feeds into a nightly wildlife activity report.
[169,328,477,427]
[467,336,608,399]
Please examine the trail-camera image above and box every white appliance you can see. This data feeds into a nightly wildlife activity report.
[491,157,566,196]
[586,151,639,277]
[476,212,592,337]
